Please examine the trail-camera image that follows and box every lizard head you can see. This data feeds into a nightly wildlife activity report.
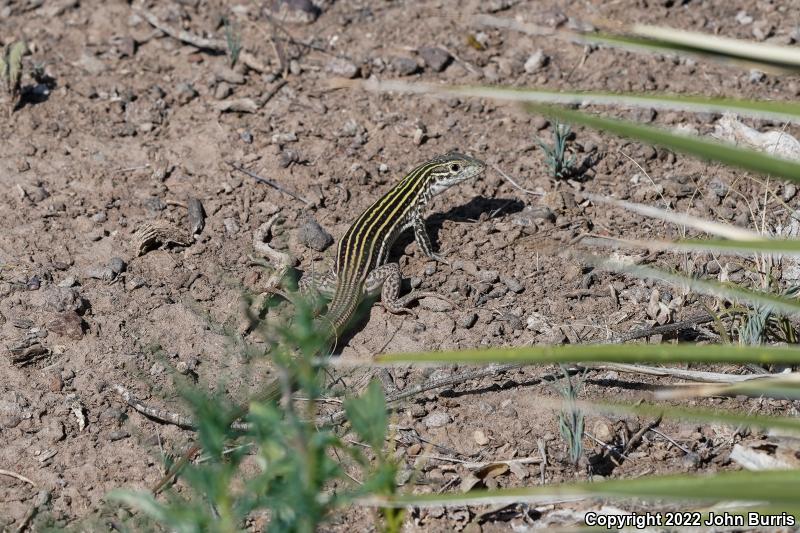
[427,152,486,196]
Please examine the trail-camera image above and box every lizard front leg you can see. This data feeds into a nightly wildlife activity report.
[412,214,448,265]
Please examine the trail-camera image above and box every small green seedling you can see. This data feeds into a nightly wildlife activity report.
[536,120,576,179]
[1,41,27,105]
[223,18,242,67]
[552,365,586,467]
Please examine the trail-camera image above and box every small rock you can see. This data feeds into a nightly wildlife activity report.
[391,56,420,76]
[749,69,766,83]
[240,130,253,144]
[279,149,299,168]
[26,275,41,290]
[422,411,451,428]
[86,266,115,281]
[109,257,127,275]
[175,82,198,105]
[523,49,549,73]
[412,127,427,146]
[91,211,108,223]
[473,430,489,446]
[783,183,797,202]
[735,10,753,25]
[48,311,85,340]
[418,46,452,72]
[326,57,360,78]
[523,205,556,223]
[531,116,550,131]
[214,82,233,100]
[214,65,246,85]
[297,217,334,252]
[708,177,728,198]
[271,132,298,144]
[176,361,190,374]
[149,362,165,376]
[458,311,478,329]
[501,276,524,293]
[43,287,85,313]
[223,218,240,235]
[108,430,130,442]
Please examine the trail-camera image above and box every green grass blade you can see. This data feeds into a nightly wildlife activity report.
[524,104,800,183]
[585,236,800,257]
[360,470,800,508]
[377,343,800,366]
[588,259,800,315]
[352,79,800,123]
[673,238,800,255]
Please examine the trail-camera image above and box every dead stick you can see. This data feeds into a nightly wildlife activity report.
[227,161,311,206]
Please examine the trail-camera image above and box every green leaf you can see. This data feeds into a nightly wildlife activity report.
[524,104,800,184]
[344,380,387,450]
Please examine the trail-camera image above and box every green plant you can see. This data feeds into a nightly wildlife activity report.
[535,120,575,179]
[223,17,242,68]
[552,365,585,467]
[1,40,26,107]
[110,298,399,532]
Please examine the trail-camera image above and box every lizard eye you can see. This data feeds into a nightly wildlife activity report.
[449,163,461,173]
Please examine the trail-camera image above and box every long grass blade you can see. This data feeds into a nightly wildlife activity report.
[524,104,800,183]
[585,194,763,240]
[588,258,800,315]
[359,469,800,508]
[343,79,800,123]
[583,235,800,257]
[376,343,800,366]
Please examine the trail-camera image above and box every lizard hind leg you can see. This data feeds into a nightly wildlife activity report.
[365,263,456,317]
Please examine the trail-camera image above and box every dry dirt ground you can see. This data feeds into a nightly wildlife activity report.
[1,0,800,530]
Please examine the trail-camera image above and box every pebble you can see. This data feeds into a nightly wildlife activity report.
[240,130,253,144]
[86,266,114,281]
[478,269,499,283]
[214,65,246,84]
[531,116,549,131]
[418,46,452,72]
[473,430,489,446]
[501,276,524,293]
[47,311,85,340]
[27,275,41,290]
[223,218,240,235]
[214,82,232,100]
[43,287,85,313]
[749,69,766,83]
[297,216,334,252]
[783,184,797,202]
[458,311,478,329]
[735,10,753,25]
[272,132,298,144]
[175,82,198,105]
[422,411,451,428]
[523,49,548,73]
[391,56,420,76]
[326,57,360,78]
[378,163,388,173]
[107,430,130,442]
[91,211,107,223]
[109,257,127,275]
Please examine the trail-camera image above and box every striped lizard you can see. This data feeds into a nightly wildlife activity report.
[152,152,485,492]
[302,151,486,348]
